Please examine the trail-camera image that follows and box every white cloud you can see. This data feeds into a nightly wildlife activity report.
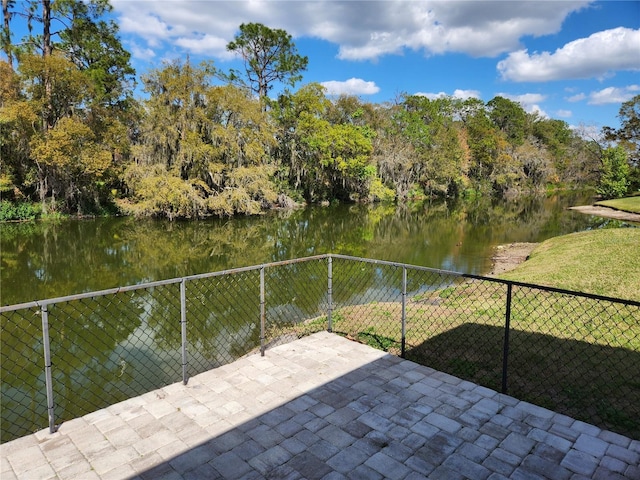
[556,110,573,118]
[321,78,380,96]
[111,0,592,61]
[588,85,640,105]
[174,35,232,58]
[530,105,549,119]
[415,89,481,100]
[129,43,156,60]
[118,13,171,48]
[497,27,640,82]
[567,93,586,103]
[452,89,481,100]
[334,1,591,59]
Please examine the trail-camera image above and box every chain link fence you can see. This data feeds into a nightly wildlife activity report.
[2,254,639,442]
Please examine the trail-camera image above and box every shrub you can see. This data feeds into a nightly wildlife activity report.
[0,201,42,221]
[597,146,630,199]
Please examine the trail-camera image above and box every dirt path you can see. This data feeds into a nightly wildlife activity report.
[488,242,538,276]
[569,205,640,223]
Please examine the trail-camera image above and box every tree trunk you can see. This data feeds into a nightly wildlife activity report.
[42,0,54,131]
[2,0,12,68]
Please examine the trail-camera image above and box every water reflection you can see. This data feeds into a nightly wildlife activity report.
[0,192,617,307]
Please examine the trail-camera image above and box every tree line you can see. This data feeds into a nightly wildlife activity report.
[1,0,638,220]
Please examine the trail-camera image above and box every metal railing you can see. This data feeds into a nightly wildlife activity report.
[2,254,639,442]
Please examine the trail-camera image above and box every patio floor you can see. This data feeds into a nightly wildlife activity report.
[1,331,639,479]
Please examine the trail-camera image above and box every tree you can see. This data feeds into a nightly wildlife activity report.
[0,59,34,198]
[55,0,135,108]
[487,96,527,146]
[127,60,281,218]
[603,95,640,164]
[227,23,308,103]
[1,0,15,67]
[597,146,629,199]
[271,83,378,202]
[10,0,134,128]
[1,0,135,214]
[464,104,510,191]
[603,95,640,191]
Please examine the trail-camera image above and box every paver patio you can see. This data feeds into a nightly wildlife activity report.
[2,331,639,479]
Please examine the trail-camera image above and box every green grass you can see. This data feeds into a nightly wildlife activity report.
[500,228,640,302]
[595,196,640,214]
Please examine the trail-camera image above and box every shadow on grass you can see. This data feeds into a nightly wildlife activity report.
[405,323,640,439]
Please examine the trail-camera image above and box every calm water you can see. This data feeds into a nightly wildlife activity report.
[1,191,612,307]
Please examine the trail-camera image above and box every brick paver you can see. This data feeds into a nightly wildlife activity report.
[1,332,639,479]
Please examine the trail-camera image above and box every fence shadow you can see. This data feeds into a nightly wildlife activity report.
[405,323,640,439]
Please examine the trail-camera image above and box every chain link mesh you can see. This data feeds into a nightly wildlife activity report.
[186,270,261,374]
[507,286,640,436]
[263,258,329,347]
[2,255,639,442]
[331,258,403,354]
[1,308,47,441]
[404,277,508,391]
[47,285,183,427]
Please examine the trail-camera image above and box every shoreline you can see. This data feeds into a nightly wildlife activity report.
[488,242,538,276]
[489,204,640,276]
[569,205,640,223]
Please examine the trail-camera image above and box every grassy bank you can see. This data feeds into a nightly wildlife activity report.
[595,196,640,214]
[500,228,640,301]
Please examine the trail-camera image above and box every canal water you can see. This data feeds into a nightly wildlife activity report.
[0,191,612,307]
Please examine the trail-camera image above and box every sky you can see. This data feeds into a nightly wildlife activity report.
[8,0,640,130]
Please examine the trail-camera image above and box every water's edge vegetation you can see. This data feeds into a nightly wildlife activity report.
[2,7,639,221]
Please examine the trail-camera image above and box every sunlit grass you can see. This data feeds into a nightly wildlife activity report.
[595,196,640,214]
[500,228,640,302]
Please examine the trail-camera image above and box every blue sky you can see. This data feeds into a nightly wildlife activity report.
[9,1,640,131]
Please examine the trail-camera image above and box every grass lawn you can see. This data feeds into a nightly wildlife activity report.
[500,228,640,302]
[595,196,640,214]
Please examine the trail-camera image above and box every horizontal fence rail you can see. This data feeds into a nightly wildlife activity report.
[2,254,639,443]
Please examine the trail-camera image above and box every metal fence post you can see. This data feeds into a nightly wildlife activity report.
[401,267,407,358]
[327,256,333,333]
[180,279,188,385]
[41,304,57,434]
[501,283,513,394]
[260,267,266,356]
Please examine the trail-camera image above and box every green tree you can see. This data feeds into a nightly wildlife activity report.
[487,96,527,146]
[128,60,280,218]
[227,23,308,104]
[597,146,629,199]
[390,95,466,197]
[271,83,378,202]
[531,117,571,160]
[55,0,135,108]
[603,95,640,191]
[134,59,216,175]
[1,0,14,67]
[1,0,135,214]
[16,53,96,206]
